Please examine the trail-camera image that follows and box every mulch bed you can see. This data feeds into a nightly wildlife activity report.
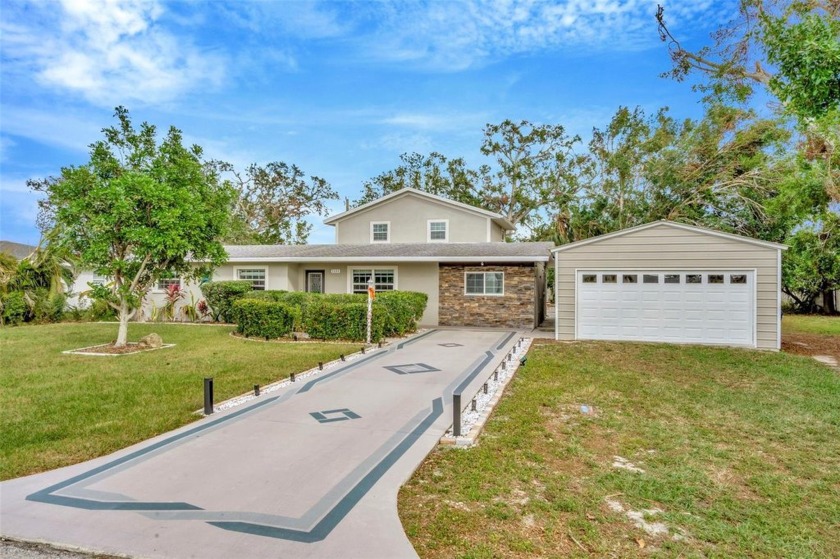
[782,332,840,363]
[65,342,172,356]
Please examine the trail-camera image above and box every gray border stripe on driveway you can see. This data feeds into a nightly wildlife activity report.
[22,328,516,544]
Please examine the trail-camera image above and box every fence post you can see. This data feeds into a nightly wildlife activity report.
[453,394,461,437]
[203,377,214,415]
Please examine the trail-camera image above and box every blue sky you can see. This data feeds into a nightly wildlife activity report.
[0,0,732,245]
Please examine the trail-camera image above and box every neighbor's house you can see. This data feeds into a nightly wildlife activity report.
[74,188,552,329]
[551,221,787,350]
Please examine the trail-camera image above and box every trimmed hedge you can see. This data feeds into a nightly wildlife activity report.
[302,300,391,342]
[231,299,296,339]
[232,289,428,341]
[376,291,428,335]
[202,281,253,322]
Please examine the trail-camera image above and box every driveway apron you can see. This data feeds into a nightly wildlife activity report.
[0,329,519,558]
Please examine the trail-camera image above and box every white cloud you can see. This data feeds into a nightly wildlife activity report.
[0,106,103,153]
[220,1,349,39]
[379,111,490,131]
[356,0,728,71]
[1,0,225,106]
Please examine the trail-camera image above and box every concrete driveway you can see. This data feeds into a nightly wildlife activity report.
[0,329,519,559]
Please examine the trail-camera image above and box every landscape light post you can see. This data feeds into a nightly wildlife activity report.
[366,279,375,345]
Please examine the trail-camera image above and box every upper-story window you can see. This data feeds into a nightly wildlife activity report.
[427,219,449,242]
[370,221,390,243]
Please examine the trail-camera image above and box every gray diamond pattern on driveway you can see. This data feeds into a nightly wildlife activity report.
[383,362,441,375]
[0,328,520,559]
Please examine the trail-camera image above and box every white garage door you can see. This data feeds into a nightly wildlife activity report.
[576,271,755,346]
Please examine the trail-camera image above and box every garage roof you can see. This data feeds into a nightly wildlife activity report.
[550,220,787,253]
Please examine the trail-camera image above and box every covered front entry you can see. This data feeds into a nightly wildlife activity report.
[576,270,755,346]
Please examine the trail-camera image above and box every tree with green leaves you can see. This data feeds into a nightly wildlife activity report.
[30,107,235,347]
[225,161,338,245]
[480,119,586,234]
[355,152,483,208]
[782,212,840,312]
[656,0,840,198]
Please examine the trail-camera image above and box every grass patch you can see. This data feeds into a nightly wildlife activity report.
[783,314,840,335]
[399,341,840,558]
[0,322,358,480]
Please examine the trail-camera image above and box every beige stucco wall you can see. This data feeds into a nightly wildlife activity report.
[554,223,781,350]
[333,194,497,244]
[213,263,295,291]
[216,260,440,325]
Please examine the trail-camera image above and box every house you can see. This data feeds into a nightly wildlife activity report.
[552,221,787,350]
[71,188,552,328]
[209,188,553,329]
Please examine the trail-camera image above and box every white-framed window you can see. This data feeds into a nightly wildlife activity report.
[90,273,108,286]
[427,219,449,242]
[370,221,390,243]
[236,267,267,290]
[465,271,504,296]
[156,276,181,291]
[349,267,397,294]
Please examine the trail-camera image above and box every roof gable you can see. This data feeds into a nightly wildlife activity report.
[324,188,514,230]
[551,220,787,253]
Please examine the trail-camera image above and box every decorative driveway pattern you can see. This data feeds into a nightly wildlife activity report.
[0,328,519,559]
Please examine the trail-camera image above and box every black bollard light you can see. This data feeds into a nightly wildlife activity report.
[471,398,477,412]
[290,372,296,382]
[319,361,323,370]
[203,377,214,415]
[340,354,345,361]
[483,382,488,394]
[254,384,260,396]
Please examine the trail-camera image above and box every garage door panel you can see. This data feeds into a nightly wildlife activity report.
[577,270,754,347]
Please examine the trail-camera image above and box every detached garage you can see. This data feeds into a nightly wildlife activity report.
[553,221,787,350]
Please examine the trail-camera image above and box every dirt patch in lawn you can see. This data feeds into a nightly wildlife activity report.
[782,332,840,366]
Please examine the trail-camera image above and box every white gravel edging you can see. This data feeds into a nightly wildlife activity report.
[201,346,378,414]
[441,337,532,447]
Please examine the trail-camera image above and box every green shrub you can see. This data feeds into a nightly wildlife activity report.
[85,297,117,321]
[2,292,27,326]
[376,291,428,334]
[231,299,296,339]
[302,300,391,341]
[32,290,66,323]
[202,281,253,322]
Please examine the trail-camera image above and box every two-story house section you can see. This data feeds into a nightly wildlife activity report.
[211,188,552,328]
[324,188,510,244]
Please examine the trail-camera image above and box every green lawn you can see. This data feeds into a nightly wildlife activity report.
[399,342,840,558]
[0,322,358,480]
[783,314,840,335]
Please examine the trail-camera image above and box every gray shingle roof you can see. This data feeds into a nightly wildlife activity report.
[223,242,554,262]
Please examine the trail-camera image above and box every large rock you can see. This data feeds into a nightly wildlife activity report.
[138,333,163,348]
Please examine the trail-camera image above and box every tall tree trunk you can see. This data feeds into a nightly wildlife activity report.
[115,299,130,348]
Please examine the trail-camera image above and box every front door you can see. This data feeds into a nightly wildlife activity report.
[306,270,325,293]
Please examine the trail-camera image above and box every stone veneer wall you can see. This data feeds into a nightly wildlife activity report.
[438,264,536,328]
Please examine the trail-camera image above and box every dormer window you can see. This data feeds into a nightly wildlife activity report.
[428,219,449,242]
[370,221,390,243]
